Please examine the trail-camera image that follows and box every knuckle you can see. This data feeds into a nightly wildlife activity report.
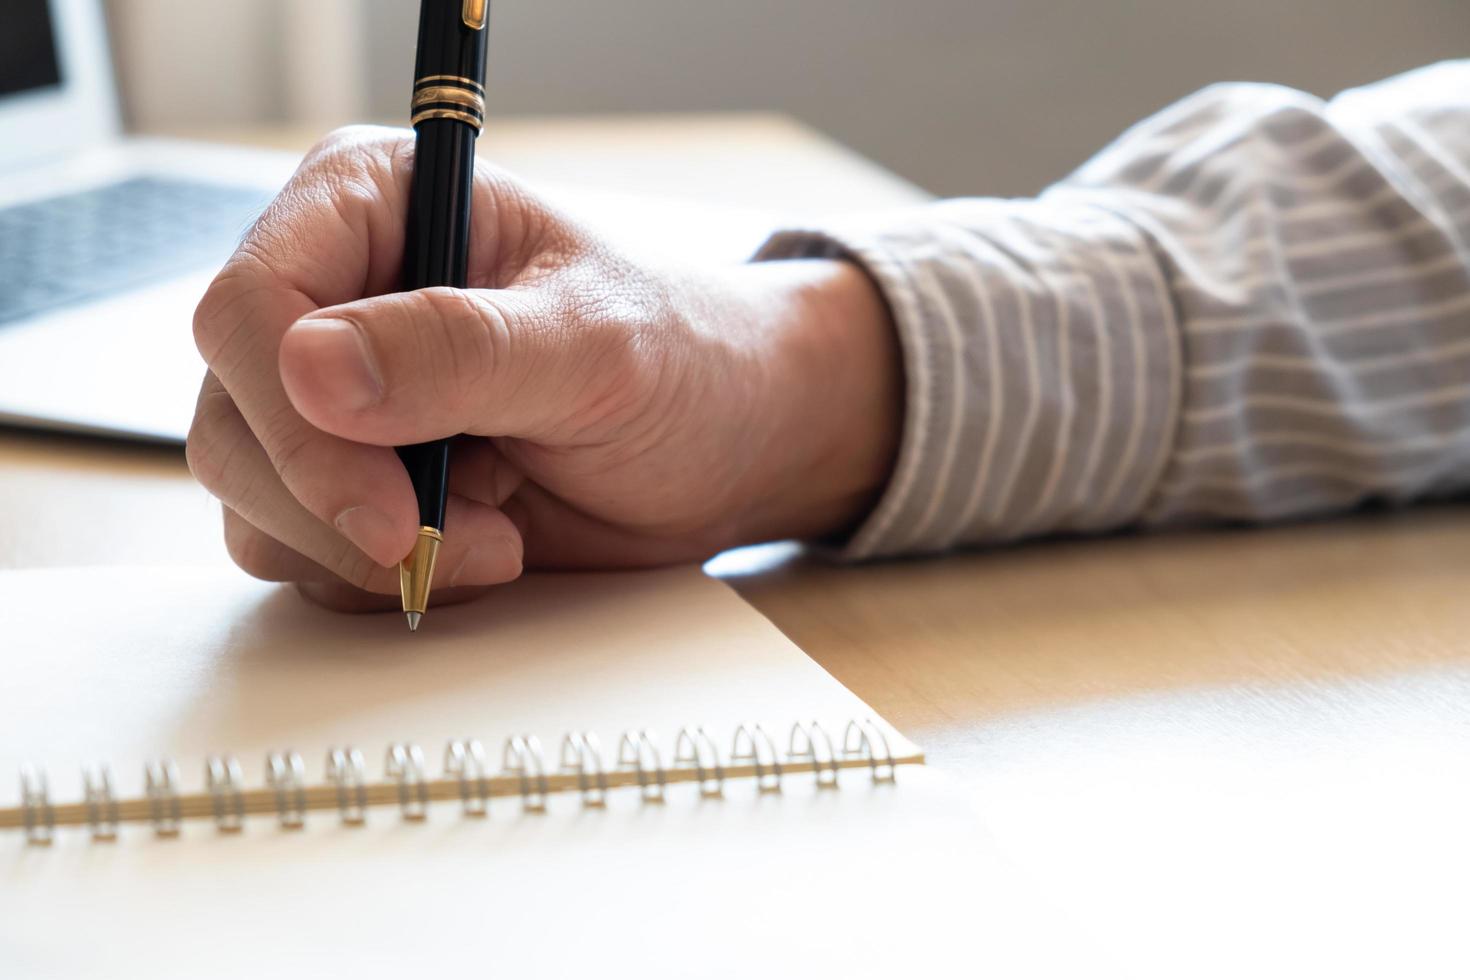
[222,516,278,580]
[190,288,224,362]
[234,131,409,293]
[306,125,407,168]
[192,259,266,365]
[305,125,370,162]
[258,405,318,500]
[302,131,410,217]
[185,387,241,496]
[325,538,383,592]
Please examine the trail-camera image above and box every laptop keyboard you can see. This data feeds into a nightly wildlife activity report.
[0,176,271,325]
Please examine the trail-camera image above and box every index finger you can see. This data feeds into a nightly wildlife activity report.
[191,128,425,565]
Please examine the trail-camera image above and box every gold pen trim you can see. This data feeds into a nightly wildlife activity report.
[410,81,485,132]
[463,0,488,30]
[414,74,485,94]
[410,108,484,131]
[399,526,444,618]
[411,85,485,115]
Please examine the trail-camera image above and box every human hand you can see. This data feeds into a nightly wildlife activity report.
[188,127,901,611]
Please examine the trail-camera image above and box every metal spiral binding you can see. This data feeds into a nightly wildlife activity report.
[674,726,725,797]
[559,732,609,807]
[843,719,897,783]
[145,759,183,836]
[443,739,490,817]
[5,719,912,842]
[81,765,119,842]
[502,735,548,812]
[788,721,840,788]
[385,744,429,821]
[616,729,666,803]
[326,747,368,825]
[731,723,783,793]
[205,755,246,833]
[265,752,307,829]
[19,765,53,846]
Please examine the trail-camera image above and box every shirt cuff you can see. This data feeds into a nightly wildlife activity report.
[753,197,1182,560]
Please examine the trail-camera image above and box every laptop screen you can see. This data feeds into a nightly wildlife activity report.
[0,1,63,97]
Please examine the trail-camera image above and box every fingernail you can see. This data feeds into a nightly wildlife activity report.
[448,536,522,586]
[334,505,401,565]
[290,318,383,411]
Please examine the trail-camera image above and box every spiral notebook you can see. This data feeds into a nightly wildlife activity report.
[0,564,1101,979]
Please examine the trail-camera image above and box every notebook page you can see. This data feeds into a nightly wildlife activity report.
[0,566,1104,978]
[0,566,919,773]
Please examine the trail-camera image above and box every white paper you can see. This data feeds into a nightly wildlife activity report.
[0,566,1104,978]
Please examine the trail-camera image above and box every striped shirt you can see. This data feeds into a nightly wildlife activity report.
[758,61,1470,558]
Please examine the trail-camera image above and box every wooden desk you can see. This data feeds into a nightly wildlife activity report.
[4,115,1466,978]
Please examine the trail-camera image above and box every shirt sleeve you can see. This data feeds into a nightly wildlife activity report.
[755,60,1470,559]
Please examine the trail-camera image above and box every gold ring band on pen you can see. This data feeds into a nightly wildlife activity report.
[411,77,485,131]
[416,74,485,93]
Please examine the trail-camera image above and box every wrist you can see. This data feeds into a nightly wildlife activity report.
[730,258,903,544]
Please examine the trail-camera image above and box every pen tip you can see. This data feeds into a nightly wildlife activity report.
[405,611,422,633]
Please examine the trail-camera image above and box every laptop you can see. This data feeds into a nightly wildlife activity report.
[0,0,298,443]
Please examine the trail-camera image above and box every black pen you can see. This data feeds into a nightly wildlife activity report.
[396,0,490,632]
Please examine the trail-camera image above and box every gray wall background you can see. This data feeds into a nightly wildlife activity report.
[363,0,1469,196]
[111,0,1470,198]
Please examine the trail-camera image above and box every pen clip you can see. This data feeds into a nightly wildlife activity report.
[463,0,487,30]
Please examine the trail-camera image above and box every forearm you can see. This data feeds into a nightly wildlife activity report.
[757,61,1470,557]
[1088,66,1470,526]
[757,199,1179,556]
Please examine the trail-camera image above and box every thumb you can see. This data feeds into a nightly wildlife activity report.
[279,286,584,446]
